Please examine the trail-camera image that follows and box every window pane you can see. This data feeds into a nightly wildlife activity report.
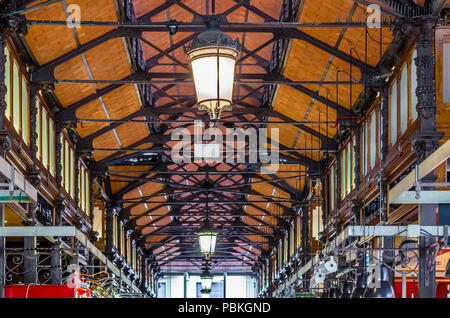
[400,66,408,134]
[347,143,351,194]
[370,112,377,169]
[70,149,74,198]
[330,166,335,211]
[12,62,20,132]
[78,162,81,207]
[363,123,368,175]
[85,170,89,214]
[64,140,69,193]
[352,138,356,189]
[21,78,29,144]
[49,120,55,176]
[42,108,48,168]
[81,166,85,211]
[60,136,64,187]
[36,103,41,160]
[390,81,398,145]
[5,47,10,120]
[411,50,418,121]
[341,150,346,199]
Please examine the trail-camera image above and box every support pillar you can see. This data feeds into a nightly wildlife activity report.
[0,17,26,157]
[393,16,444,298]
[23,236,37,284]
[105,202,115,259]
[50,242,62,284]
[301,207,310,292]
[28,83,42,188]
[223,272,227,298]
[0,205,5,298]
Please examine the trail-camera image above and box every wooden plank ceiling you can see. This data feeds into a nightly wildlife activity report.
[21,0,399,273]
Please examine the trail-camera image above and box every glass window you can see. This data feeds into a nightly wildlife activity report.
[21,78,29,145]
[5,47,10,120]
[70,148,74,198]
[289,226,294,256]
[64,139,69,192]
[341,149,346,199]
[36,103,41,159]
[283,236,288,263]
[42,108,48,168]
[85,170,89,214]
[49,120,55,175]
[390,81,398,145]
[411,50,418,121]
[370,112,377,169]
[12,62,20,132]
[346,143,351,194]
[296,215,301,249]
[330,165,335,211]
[363,123,368,175]
[400,66,409,134]
[351,138,356,189]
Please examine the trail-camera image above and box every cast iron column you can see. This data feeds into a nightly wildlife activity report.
[0,204,4,297]
[379,84,395,285]
[105,201,115,259]
[0,16,27,156]
[301,206,310,292]
[352,123,361,225]
[393,16,444,298]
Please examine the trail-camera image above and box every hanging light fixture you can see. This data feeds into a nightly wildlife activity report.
[198,218,218,260]
[198,191,217,260]
[200,267,213,298]
[351,272,368,298]
[201,268,213,291]
[185,20,240,121]
[363,265,395,298]
[340,281,354,298]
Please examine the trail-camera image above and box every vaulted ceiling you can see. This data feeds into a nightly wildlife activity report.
[15,0,434,274]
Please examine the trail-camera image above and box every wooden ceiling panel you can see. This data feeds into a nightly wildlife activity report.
[297,0,355,45]
[66,0,117,45]
[250,0,283,19]
[54,56,96,106]
[83,38,131,90]
[101,84,141,120]
[92,130,121,161]
[133,0,166,19]
[148,1,197,23]
[284,40,336,82]
[76,99,109,138]
[273,85,312,120]
[113,120,149,148]
[25,1,77,65]
[268,122,300,148]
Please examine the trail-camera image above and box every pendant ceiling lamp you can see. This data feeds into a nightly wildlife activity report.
[201,268,213,292]
[185,20,240,121]
[363,265,395,298]
[340,281,354,298]
[198,191,218,260]
[351,272,368,298]
[198,219,218,260]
